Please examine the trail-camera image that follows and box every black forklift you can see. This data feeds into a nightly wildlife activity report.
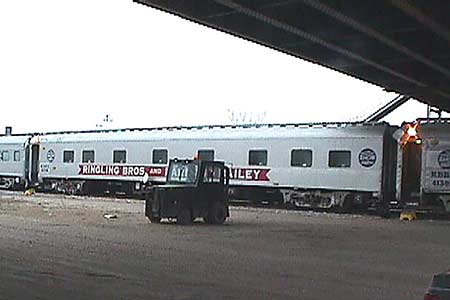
[145,159,230,225]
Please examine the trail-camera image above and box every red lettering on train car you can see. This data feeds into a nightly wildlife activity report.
[229,168,270,181]
[146,167,164,176]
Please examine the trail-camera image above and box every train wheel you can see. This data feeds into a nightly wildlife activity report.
[376,203,391,218]
[4,179,13,190]
[341,195,355,213]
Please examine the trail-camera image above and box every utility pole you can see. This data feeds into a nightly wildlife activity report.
[426,105,442,119]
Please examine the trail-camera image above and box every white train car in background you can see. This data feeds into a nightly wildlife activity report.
[0,134,30,189]
[395,119,450,213]
[27,122,398,211]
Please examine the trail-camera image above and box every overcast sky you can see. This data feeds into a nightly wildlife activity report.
[0,0,447,134]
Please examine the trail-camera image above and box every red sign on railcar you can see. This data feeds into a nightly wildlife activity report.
[78,164,166,177]
[229,167,270,181]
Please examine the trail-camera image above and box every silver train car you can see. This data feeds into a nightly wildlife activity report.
[7,122,397,211]
[0,119,449,214]
[0,134,31,189]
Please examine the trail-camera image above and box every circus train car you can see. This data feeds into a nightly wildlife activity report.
[2,119,450,215]
[16,122,397,212]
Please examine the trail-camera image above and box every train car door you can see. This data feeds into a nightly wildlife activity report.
[30,144,40,184]
[24,143,31,186]
[399,141,422,205]
[25,140,40,187]
[380,126,398,207]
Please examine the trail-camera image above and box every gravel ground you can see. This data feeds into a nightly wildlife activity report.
[0,190,449,300]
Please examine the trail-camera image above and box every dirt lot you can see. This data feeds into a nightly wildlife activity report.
[0,191,449,300]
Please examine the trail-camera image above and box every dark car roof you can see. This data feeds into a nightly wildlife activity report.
[438,271,450,276]
[425,272,450,299]
[431,272,450,287]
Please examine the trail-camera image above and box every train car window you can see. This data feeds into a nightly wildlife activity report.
[14,151,20,162]
[328,150,351,168]
[249,150,268,166]
[291,149,312,167]
[152,149,168,164]
[63,150,75,163]
[113,150,127,164]
[197,150,214,161]
[1,151,10,162]
[82,150,95,163]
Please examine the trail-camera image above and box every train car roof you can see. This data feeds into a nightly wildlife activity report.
[0,135,30,145]
[415,118,450,137]
[36,122,393,143]
[416,118,450,127]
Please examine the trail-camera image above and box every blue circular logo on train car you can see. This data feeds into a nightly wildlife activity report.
[438,150,450,169]
[47,149,55,162]
[358,148,377,168]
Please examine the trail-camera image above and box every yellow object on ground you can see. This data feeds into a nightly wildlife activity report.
[24,188,35,196]
[400,211,417,221]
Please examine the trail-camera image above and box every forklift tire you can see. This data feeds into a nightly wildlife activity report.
[203,216,212,224]
[205,202,227,225]
[146,201,161,223]
[147,215,161,224]
[177,208,192,225]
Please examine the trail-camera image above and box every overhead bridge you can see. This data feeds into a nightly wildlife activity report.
[134,0,450,112]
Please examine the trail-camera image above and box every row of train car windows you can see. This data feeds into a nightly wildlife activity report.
[62,149,169,164]
[251,149,351,168]
[0,150,21,162]
[61,149,352,168]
